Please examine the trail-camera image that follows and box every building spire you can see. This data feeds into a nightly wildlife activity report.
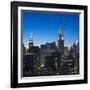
[58,17,64,41]
[29,33,33,48]
[30,33,32,38]
[59,17,63,36]
[58,16,64,50]
[29,33,33,43]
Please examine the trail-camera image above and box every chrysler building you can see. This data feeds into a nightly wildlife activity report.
[58,18,64,55]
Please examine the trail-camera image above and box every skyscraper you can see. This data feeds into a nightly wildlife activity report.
[29,34,33,49]
[58,18,64,55]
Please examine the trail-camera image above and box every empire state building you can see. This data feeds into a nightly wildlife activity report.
[29,34,33,49]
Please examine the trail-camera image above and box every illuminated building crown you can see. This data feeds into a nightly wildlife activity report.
[29,34,33,43]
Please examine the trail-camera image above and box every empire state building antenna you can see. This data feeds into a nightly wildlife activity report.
[29,33,33,48]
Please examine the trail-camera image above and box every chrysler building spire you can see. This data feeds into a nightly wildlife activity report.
[58,17,64,39]
[58,17,64,51]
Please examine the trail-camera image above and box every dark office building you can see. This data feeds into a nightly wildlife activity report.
[23,54,36,77]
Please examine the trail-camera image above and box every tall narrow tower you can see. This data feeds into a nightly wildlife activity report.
[29,34,33,49]
[58,17,64,54]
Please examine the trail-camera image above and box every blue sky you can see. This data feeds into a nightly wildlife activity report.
[22,10,79,47]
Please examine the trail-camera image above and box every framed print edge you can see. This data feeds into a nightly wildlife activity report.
[11,1,88,88]
[84,6,88,84]
[11,1,18,88]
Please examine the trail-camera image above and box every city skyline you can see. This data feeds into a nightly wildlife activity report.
[22,11,79,48]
